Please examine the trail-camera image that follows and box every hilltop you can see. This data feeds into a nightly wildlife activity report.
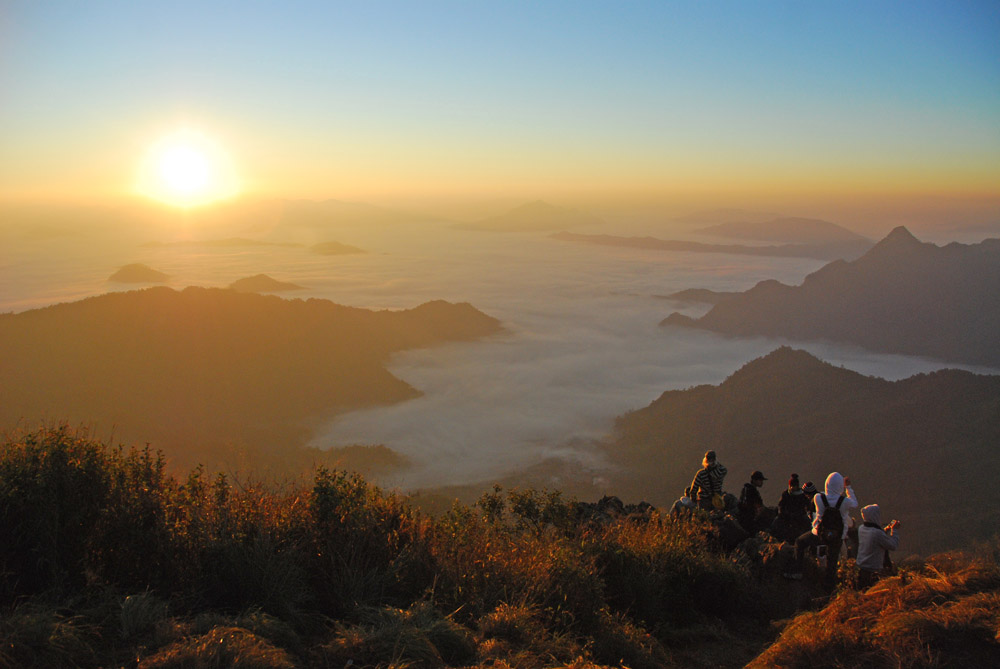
[108,263,170,283]
[663,227,1000,367]
[0,287,501,472]
[454,200,604,232]
[610,347,1000,555]
[2,427,997,668]
[229,274,305,293]
[696,216,870,244]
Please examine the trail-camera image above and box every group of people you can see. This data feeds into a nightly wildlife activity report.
[673,450,900,590]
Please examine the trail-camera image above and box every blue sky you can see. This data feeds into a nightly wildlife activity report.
[1,0,998,205]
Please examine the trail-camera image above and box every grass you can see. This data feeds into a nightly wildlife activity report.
[2,426,997,667]
[747,543,1000,667]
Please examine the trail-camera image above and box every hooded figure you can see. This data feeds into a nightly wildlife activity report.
[786,471,858,588]
[811,472,859,540]
[857,504,899,588]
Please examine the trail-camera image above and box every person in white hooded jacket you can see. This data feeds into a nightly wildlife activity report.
[857,504,899,588]
[784,472,858,588]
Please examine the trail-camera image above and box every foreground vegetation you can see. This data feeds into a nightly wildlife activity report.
[2,427,998,668]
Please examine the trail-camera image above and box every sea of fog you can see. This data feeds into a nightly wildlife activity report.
[3,220,997,489]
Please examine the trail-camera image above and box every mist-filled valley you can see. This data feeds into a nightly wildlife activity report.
[4,199,999,558]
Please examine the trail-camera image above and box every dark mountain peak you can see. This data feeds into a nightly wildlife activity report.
[726,347,829,382]
[862,226,928,259]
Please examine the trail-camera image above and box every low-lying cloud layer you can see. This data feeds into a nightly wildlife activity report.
[7,220,993,491]
[304,226,995,489]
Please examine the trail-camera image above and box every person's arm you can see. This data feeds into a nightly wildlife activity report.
[843,476,859,510]
[811,495,824,532]
[880,522,900,551]
[690,471,703,498]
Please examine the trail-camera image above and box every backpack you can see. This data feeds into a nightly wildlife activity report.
[817,493,845,543]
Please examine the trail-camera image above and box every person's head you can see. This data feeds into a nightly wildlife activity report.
[861,504,881,526]
[751,470,766,487]
[824,472,844,497]
[803,481,817,497]
[788,473,802,494]
[703,450,717,468]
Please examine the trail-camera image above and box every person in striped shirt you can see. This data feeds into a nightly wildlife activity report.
[689,450,728,511]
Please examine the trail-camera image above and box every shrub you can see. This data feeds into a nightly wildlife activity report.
[587,512,753,628]
[307,468,434,616]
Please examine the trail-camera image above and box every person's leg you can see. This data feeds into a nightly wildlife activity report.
[792,531,818,573]
[824,538,843,589]
[858,569,877,589]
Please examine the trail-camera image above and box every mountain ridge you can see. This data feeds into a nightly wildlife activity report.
[611,347,1000,554]
[663,227,1000,367]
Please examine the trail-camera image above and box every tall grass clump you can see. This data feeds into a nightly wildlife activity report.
[306,467,435,617]
[586,511,754,628]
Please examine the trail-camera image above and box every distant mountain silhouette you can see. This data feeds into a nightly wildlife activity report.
[229,274,305,293]
[310,241,366,255]
[0,287,501,471]
[672,208,780,225]
[552,231,872,261]
[697,217,870,244]
[108,263,169,283]
[662,288,739,304]
[611,347,1000,554]
[141,237,300,248]
[454,200,603,232]
[275,198,439,228]
[663,227,1000,367]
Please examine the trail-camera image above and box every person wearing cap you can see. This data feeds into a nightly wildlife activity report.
[689,450,728,511]
[772,474,811,542]
[802,481,818,520]
[738,470,767,532]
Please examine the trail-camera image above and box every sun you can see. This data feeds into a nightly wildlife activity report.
[137,128,239,208]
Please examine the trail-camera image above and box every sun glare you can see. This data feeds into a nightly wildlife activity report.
[137,129,239,208]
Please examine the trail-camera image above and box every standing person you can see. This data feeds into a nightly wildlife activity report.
[784,472,859,589]
[857,504,900,589]
[772,474,811,542]
[689,450,727,511]
[738,470,767,532]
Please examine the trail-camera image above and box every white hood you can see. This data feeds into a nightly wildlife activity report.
[824,471,845,498]
[861,504,881,525]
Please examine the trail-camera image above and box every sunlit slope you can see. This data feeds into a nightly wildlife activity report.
[0,287,501,464]
[611,347,1000,554]
[664,227,1000,367]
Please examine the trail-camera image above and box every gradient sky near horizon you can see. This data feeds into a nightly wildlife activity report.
[1,1,999,206]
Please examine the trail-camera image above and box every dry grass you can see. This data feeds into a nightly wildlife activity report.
[747,543,1000,668]
[137,626,296,668]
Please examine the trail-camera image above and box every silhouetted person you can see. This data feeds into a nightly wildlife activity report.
[671,486,697,515]
[785,472,858,590]
[738,470,766,532]
[802,480,818,516]
[772,473,811,542]
[690,450,727,511]
[857,504,900,589]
